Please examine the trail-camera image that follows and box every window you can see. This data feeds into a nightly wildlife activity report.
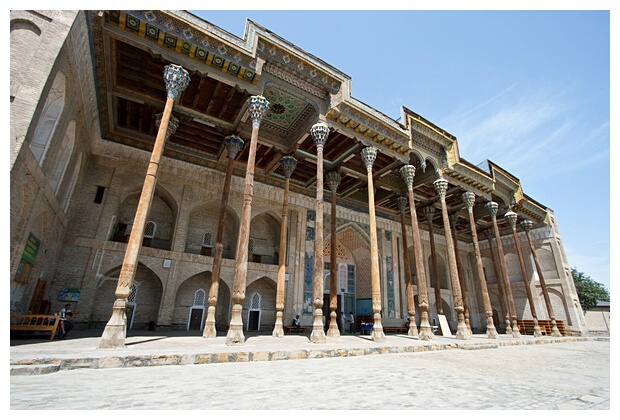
[94,186,105,204]
[144,221,156,238]
[29,73,65,164]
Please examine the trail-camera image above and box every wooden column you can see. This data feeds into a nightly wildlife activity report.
[505,211,542,337]
[326,171,341,337]
[450,213,471,335]
[397,196,418,337]
[522,220,562,337]
[423,206,443,315]
[484,229,512,334]
[226,96,269,346]
[361,146,385,342]
[309,122,330,343]
[400,165,434,340]
[273,156,297,337]
[99,64,189,349]
[433,178,470,339]
[485,201,521,338]
[462,192,498,338]
[203,135,244,338]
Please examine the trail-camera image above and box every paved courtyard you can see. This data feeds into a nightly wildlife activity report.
[9,335,610,411]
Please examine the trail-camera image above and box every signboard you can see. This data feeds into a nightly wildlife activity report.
[58,288,81,302]
[21,232,40,264]
[437,314,453,337]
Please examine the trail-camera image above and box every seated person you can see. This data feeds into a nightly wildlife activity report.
[292,314,301,332]
[58,311,74,339]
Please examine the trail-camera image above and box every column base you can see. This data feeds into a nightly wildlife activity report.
[225,303,245,345]
[551,320,562,337]
[485,316,499,339]
[504,317,513,335]
[408,315,419,337]
[511,319,522,338]
[418,311,435,341]
[272,310,284,338]
[99,298,127,348]
[455,314,471,340]
[310,308,326,343]
[532,318,542,337]
[202,306,217,338]
[326,310,340,337]
[371,313,386,342]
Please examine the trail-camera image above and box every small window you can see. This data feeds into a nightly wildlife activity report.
[202,231,213,247]
[144,221,156,238]
[94,186,105,204]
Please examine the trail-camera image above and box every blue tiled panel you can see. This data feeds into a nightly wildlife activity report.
[304,254,314,291]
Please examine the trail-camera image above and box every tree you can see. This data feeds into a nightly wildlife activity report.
[571,267,610,312]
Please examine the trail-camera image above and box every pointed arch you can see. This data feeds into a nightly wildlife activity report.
[29,72,66,164]
[48,120,75,193]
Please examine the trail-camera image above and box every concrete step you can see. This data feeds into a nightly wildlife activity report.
[10,363,60,376]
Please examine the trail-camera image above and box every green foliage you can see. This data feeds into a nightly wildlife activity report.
[571,267,610,312]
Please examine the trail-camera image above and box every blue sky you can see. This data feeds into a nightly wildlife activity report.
[188,6,612,293]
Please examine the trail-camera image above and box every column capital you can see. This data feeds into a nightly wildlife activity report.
[521,219,534,234]
[423,205,435,222]
[485,201,499,221]
[505,210,518,231]
[361,146,378,172]
[247,95,270,128]
[224,135,245,160]
[280,156,297,179]
[163,64,190,100]
[400,165,416,189]
[310,122,330,151]
[397,195,408,214]
[462,191,476,213]
[433,177,448,201]
[326,171,341,193]
[155,113,179,139]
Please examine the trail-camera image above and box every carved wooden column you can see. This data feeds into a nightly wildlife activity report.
[485,201,521,338]
[361,146,385,342]
[397,195,418,337]
[400,165,433,340]
[273,156,297,338]
[522,220,562,337]
[326,171,341,337]
[423,206,443,315]
[505,211,542,337]
[99,64,189,348]
[203,135,244,338]
[309,122,329,343]
[484,229,512,334]
[450,213,471,334]
[433,177,470,339]
[226,96,269,346]
[462,192,498,338]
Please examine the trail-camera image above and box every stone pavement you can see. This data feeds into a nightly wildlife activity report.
[9,330,610,410]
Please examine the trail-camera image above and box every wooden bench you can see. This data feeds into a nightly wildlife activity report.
[518,319,565,336]
[384,327,408,334]
[284,325,307,333]
[10,312,60,340]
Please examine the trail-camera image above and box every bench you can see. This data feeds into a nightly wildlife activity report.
[384,327,408,334]
[518,319,565,336]
[284,325,307,333]
[10,312,60,340]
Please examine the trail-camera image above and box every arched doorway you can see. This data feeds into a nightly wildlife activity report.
[187,288,206,331]
[247,292,261,331]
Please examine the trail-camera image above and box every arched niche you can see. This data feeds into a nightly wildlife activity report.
[91,263,163,330]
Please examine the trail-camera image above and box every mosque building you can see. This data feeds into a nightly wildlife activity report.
[10,10,587,346]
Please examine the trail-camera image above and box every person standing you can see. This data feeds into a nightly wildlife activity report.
[340,312,346,333]
[349,312,355,334]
